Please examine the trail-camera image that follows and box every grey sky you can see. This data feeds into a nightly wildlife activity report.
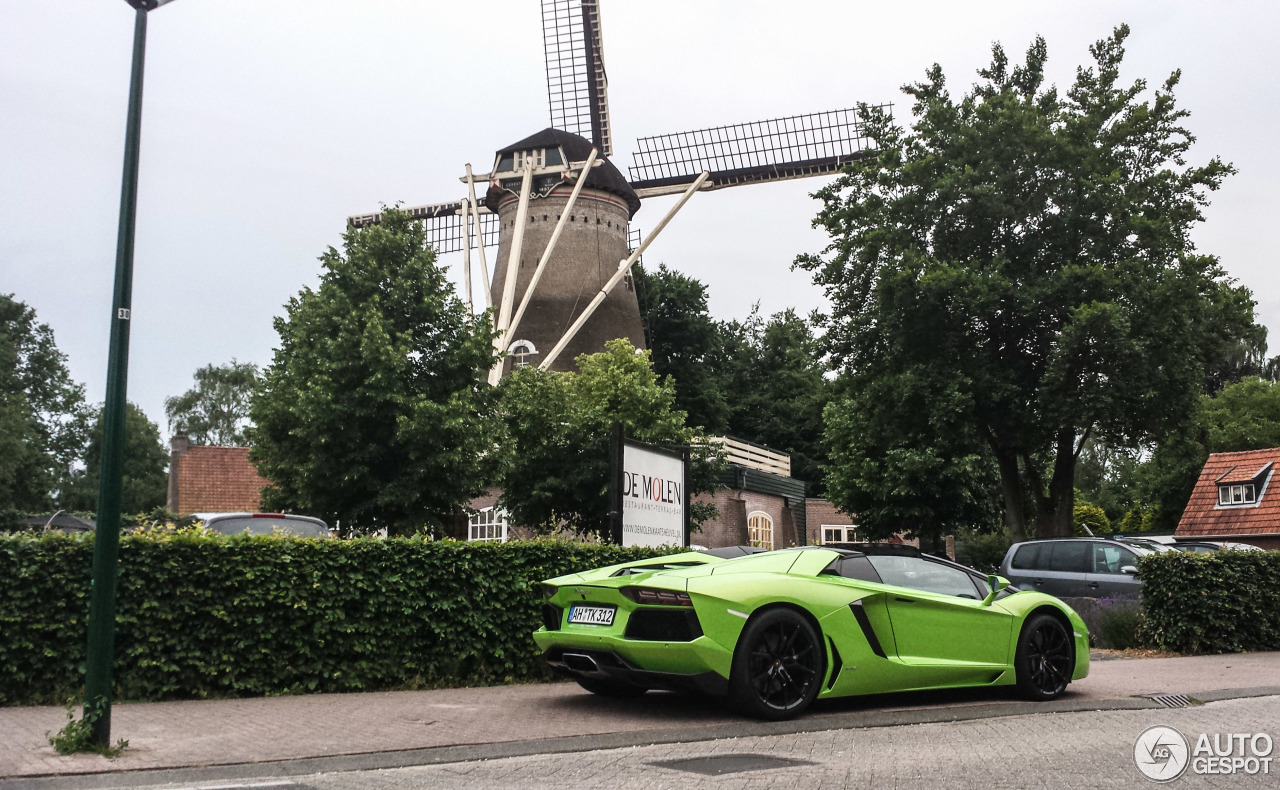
[3,0,1276,437]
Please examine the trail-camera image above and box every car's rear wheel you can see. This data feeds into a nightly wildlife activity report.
[574,676,648,698]
[1015,613,1074,700]
[728,608,823,720]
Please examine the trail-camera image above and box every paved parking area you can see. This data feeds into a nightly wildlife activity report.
[2,652,1278,781]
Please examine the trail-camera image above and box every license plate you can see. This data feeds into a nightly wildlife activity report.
[568,604,616,626]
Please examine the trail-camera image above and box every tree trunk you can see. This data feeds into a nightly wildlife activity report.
[1036,430,1078,538]
[993,446,1028,544]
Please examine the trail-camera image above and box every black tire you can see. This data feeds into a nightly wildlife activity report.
[574,676,648,698]
[728,607,824,720]
[1015,613,1074,700]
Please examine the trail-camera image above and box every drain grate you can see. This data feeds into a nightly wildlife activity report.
[652,753,814,776]
[1146,693,1196,708]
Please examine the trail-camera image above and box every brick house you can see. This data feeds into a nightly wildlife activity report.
[166,434,268,515]
[1175,448,1280,550]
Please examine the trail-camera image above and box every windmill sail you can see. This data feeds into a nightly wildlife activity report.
[347,201,498,254]
[542,0,612,156]
[627,106,888,198]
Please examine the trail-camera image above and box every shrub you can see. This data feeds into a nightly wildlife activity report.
[1139,549,1280,653]
[0,531,671,705]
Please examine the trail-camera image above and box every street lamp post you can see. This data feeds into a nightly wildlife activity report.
[84,0,178,748]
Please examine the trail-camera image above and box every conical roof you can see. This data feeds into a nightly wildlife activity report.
[484,128,640,218]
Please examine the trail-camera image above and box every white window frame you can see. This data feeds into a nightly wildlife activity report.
[507,339,539,369]
[1218,483,1257,506]
[468,507,509,542]
[747,511,774,550]
[818,524,859,545]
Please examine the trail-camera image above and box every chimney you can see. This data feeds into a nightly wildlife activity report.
[167,433,190,512]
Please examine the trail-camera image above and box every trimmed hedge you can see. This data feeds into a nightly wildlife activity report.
[1139,549,1280,654]
[0,531,668,706]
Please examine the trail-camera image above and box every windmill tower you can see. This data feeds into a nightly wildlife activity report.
[349,0,886,383]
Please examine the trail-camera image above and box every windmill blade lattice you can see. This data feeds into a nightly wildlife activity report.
[627,106,889,197]
[348,201,498,254]
[542,0,611,155]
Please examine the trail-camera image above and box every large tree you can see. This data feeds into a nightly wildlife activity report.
[165,360,261,445]
[250,208,500,535]
[0,294,89,509]
[62,402,168,514]
[797,27,1259,541]
[497,339,718,535]
[633,263,729,433]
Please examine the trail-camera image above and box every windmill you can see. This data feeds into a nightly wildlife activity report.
[349,0,886,385]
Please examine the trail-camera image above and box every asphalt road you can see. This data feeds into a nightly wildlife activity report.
[17,695,1280,790]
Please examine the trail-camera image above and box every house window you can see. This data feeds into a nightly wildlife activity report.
[468,507,509,542]
[1218,483,1257,506]
[819,525,859,545]
[747,511,774,549]
[507,339,539,368]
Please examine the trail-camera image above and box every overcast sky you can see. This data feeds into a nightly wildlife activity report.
[4,0,1277,439]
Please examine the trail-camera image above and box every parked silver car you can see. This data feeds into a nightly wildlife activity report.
[1000,538,1155,598]
[200,512,331,538]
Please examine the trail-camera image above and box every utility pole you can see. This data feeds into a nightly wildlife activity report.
[84,0,179,749]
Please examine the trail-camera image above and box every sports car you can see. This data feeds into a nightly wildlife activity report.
[533,544,1089,719]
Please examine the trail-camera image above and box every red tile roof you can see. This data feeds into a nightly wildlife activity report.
[1176,449,1280,538]
[171,446,267,514]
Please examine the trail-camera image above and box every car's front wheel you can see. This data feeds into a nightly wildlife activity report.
[1015,613,1074,700]
[728,608,824,720]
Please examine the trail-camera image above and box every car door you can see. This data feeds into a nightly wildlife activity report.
[1004,541,1090,597]
[867,555,1014,671]
[1086,543,1143,597]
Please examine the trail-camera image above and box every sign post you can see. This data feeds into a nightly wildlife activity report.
[611,425,689,548]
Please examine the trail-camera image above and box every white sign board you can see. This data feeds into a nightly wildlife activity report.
[620,442,687,548]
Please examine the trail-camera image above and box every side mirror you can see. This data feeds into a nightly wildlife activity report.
[982,574,1011,606]
[1121,565,1139,577]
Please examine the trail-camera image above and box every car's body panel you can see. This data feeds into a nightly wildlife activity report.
[535,547,1090,712]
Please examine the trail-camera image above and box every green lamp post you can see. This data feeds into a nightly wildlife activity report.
[84,0,179,748]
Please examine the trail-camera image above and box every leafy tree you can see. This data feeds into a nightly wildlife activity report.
[497,339,719,535]
[723,309,832,493]
[1074,439,1143,523]
[165,360,261,445]
[797,27,1259,541]
[250,208,500,535]
[0,295,89,509]
[633,263,729,433]
[62,402,168,513]
[1142,377,1280,529]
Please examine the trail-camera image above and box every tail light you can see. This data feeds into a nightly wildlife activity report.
[620,587,693,607]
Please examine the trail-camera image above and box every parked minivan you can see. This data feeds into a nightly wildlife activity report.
[1000,538,1155,598]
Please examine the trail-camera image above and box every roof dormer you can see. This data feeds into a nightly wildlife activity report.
[1215,461,1273,508]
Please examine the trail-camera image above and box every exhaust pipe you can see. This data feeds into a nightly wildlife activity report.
[562,653,600,673]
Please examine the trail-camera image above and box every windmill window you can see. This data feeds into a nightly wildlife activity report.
[544,147,564,166]
[507,339,539,368]
[497,154,515,172]
[748,511,774,550]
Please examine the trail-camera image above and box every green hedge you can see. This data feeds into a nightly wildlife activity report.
[0,531,668,706]
[1139,549,1280,654]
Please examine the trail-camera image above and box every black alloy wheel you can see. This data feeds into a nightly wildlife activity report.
[1015,613,1074,700]
[729,608,824,720]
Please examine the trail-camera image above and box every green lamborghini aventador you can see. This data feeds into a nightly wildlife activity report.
[533,544,1089,719]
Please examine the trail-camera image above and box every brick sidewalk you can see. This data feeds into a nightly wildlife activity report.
[3,652,1278,779]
